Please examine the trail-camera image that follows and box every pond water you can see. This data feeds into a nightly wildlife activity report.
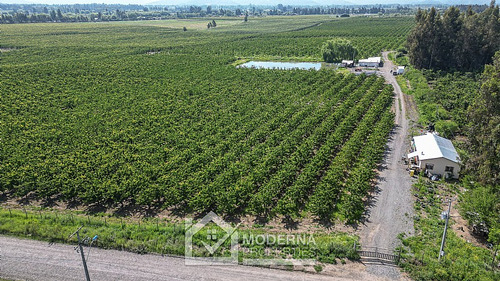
[238,61,322,70]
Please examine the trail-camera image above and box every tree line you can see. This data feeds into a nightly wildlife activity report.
[406,1,500,252]
[0,3,419,24]
[407,1,500,71]
[0,9,173,24]
[460,51,500,237]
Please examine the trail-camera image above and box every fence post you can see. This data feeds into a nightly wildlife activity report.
[24,208,27,219]
[398,247,402,264]
[9,208,12,217]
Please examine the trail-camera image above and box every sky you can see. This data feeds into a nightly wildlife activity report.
[0,0,491,6]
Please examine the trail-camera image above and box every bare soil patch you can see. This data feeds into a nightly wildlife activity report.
[405,79,412,90]
[403,93,419,123]
[2,196,358,234]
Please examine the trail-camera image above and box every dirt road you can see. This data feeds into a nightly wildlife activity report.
[357,51,415,280]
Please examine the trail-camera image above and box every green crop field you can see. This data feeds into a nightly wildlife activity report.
[0,16,414,222]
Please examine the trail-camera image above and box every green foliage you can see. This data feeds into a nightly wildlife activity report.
[397,66,479,135]
[489,228,500,248]
[313,264,323,272]
[0,207,360,263]
[0,16,412,221]
[466,50,500,186]
[321,38,358,63]
[456,51,500,247]
[460,181,500,238]
[435,120,459,138]
[400,179,498,280]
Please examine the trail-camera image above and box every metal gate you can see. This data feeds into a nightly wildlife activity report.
[355,245,403,264]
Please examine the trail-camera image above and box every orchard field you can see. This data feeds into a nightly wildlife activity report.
[0,15,414,221]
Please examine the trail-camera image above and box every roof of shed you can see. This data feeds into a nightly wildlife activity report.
[359,57,381,63]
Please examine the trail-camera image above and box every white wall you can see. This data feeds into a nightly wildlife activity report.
[359,62,379,67]
[419,158,460,179]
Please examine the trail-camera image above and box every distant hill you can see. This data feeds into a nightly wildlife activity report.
[0,0,36,3]
[440,0,490,4]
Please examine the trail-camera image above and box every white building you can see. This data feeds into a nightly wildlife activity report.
[397,66,405,75]
[407,133,461,179]
[341,60,354,67]
[358,57,382,67]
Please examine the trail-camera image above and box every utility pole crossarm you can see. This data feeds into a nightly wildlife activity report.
[70,225,91,281]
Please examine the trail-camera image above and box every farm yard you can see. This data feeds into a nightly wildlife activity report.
[0,16,413,222]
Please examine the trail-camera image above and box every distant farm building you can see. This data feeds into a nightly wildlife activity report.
[341,60,354,67]
[358,57,382,67]
[407,133,460,179]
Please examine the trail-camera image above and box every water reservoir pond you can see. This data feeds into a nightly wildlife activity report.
[238,61,322,70]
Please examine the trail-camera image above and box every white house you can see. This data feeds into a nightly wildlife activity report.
[358,57,382,67]
[407,133,461,179]
[397,66,405,75]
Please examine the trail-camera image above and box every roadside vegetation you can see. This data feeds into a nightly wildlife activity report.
[399,178,498,281]
[397,65,480,138]
[0,206,359,265]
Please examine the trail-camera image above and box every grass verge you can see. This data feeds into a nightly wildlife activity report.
[398,177,498,280]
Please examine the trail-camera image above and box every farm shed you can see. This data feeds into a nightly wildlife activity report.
[407,133,460,179]
[341,60,354,67]
[397,66,405,75]
[358,57,382,67]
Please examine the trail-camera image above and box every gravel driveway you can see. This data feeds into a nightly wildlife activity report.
[357,51,415,280]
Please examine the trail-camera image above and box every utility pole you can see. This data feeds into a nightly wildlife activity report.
[438,199,452,261]
[70,225,91,281]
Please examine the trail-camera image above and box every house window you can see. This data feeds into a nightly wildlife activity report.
[425,163,434,170]
[445,166,454,173]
